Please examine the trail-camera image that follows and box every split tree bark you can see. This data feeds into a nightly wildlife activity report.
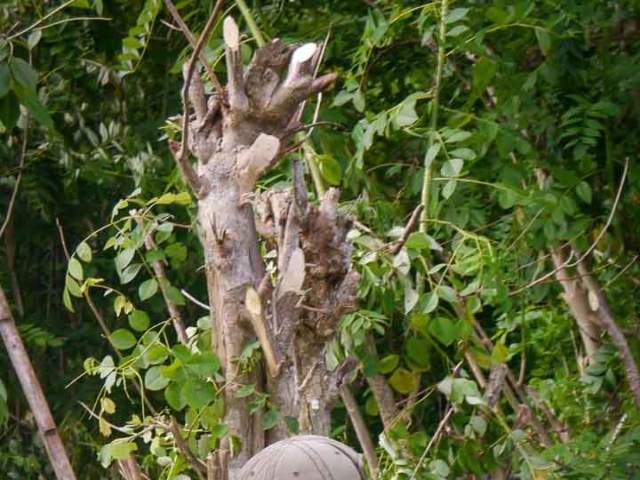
[0,285,77,480]
[170,16,359,475]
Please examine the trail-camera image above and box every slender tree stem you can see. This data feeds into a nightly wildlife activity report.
[304,144,326,198]
[235,0,265,47]
[419,0,448,233]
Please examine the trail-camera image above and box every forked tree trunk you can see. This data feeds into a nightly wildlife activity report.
[173,17,358,475]
[0,285,77,480]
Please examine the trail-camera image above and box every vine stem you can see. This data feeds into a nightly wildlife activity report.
[419,0,448,233]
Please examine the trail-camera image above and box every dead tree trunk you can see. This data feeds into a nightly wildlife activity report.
[0,285,77,480]
[171,16,358,475]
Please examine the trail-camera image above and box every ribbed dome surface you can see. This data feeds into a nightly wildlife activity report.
[238,435,365,480]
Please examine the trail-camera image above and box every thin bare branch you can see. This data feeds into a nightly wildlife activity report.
[0,117,29,241]
[163,0,224,95]
[388,204,425,255]
[181,289,211,311]
[171,416,208,475]
[144,234,189,345]
[511,158,629,296]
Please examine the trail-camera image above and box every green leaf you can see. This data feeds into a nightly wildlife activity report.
[66,275,83,298]
[211,423,229,438]
[405,232,430,250]
[437,285,458,303]
[0,64,10,98]
[63,288,75,312]
[283,416,300,434]
[396,99,419,127]
[576,181,592,204]
[165,243,186,263]
[10,58,37,92]
[145,366,170,391]
[166,286,186,305]
[262,408,280,430]
[449,148,476,160]
[535,27,552,56]
[445,8,469,24]
[165,382,186,411]
[128,310,150,332]
[442,179,457,199]
[490,341,509,364]
[76,242,92,262]
[472,57,497,95]
[146,345,169,365]
[139,278,158,301]
[235,384,256,398]
[109,440,132,460]
[470,415,487,436]
[447,25,470,37]
[69,258,84,281]
[113,295,128,317]
[429,316,456,346]
[378,354,400,374]
[13,87,53,130]
[120,263,143,285]
[389,367,417,395]
[115,248,135,271]
[424,142,441,167]
[445,130,472,143]
[186,352,221,378]
[184,380,216,408]
[353,89,365,112]
[145,249,165,263]
[423,292,439,313]
[27,31,42,51]
[109,329,137,350]
[318,155,342,185]
[405,337,430,371]
[0,92,20,131]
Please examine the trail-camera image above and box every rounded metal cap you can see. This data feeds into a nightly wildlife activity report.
[239,435,365,480]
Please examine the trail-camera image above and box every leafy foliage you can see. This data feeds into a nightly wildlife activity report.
[1,0,640,479]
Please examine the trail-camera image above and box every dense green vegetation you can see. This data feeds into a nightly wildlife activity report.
[1,1,639,479]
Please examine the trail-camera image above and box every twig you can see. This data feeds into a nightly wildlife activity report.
[163,0,224,95]
[79,402,132,434]
[181,289,211,311]
[388,204,424,255]
[55,218,71,261]
[7,0,75,40]
[286,121,347,135]
[297,358,320,392]
[607,413,627,450]
[578,258,640,408]
[144,234,189,345]
[178,0,225,162]
[511,158,629,296]
[409,405,454,480]
[0,115,29,241]
[171,416,208,475]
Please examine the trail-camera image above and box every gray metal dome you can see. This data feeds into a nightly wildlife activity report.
[239,435,366,480]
